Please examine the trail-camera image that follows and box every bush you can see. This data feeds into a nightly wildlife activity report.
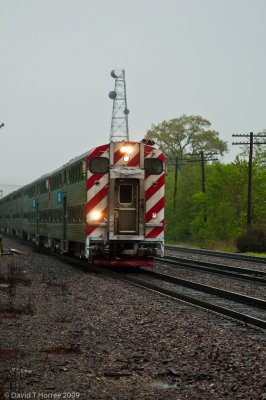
[236,225,266,253]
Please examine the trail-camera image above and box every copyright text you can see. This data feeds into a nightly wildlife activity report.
[4,392,80,399]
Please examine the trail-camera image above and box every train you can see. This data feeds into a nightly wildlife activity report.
[0,139,165,267]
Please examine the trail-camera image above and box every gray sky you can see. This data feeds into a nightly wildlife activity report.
[1,0,266,193]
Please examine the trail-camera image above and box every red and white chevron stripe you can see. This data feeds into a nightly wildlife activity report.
[113,142,140,167]
[85,142,165,243]
[86,144,109,238]
[144,145,165,239]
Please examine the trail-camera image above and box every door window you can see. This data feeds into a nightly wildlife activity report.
[119,184,133,204]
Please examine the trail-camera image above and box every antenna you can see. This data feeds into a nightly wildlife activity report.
[109,69,129,142]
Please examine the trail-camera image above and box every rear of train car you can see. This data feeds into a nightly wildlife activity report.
[0,140,165,267]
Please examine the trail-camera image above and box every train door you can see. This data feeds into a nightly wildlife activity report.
[36,200,39,242]
[63,196,67,251]
[114,179,139,235]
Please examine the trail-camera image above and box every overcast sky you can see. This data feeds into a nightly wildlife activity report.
[1,0,265,193]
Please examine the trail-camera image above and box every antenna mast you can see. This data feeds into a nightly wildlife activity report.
[109,69,129,142]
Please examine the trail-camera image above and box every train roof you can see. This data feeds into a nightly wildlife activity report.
[0,146,102,200]
[0,140,164,200]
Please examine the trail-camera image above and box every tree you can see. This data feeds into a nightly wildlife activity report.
[145,114,228,159]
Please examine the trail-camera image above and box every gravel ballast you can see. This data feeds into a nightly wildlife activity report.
[0,237,265,399]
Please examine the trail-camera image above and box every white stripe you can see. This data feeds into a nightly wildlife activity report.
[88,226,107,239]
[87,174,109,200]
[146,186,165,212]
[148,208,164,222]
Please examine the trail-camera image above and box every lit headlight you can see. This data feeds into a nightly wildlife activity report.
[91,211,102,221]
[121,145,133,154]
[123,155,130,162]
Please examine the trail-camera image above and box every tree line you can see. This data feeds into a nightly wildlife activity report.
[146,114,266,250]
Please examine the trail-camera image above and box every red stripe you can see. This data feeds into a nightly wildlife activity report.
[145,225,164,238]
[86,174,107,190]
[144,145,165,162]
[146,197,164,222]
[86,186,108,212]
[86,225,97,236]
[114,148,123,164]
[127,153,140,167]
[144,145,153,156]
[145,174,165,201]
[87,144,109,160]
[157,153,166,162]
[113,143,139,165]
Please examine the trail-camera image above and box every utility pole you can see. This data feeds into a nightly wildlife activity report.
[188,152,218,194]
[200,151,206,194]
[180,152,218,224]
[167,152,217,209]
[232,132,266,228]
[109,69,129,142]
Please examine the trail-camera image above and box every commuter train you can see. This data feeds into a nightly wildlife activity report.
[0,140,165,267]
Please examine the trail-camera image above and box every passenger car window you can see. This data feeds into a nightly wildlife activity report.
[89,157,109,174]
[144,158,163,175]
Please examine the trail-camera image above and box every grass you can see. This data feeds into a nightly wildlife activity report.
[166,239,266,256]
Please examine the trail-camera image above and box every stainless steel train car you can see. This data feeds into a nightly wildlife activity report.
[0,140,165,267]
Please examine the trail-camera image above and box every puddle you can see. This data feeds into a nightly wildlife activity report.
[10,248,23,255]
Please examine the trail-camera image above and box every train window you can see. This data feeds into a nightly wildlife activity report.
[119,184,133,204]
[76,164,79,181]
[144,158,163,175]
[89,157,109,174]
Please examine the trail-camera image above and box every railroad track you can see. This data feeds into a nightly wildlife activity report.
[22,248,266,330]
[117,267,266,330]
[156,255,266,284]
[165,245,266,264]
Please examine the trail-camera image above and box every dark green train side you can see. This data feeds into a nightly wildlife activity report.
[0,152,88,257]
[0,140,166,266]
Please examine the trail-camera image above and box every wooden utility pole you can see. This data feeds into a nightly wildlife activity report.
[232,132,266,228]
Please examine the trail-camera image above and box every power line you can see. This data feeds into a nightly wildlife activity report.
[232,132,266,228]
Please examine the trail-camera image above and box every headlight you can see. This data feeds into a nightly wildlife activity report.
[152,213,157,219]
[123,155,130,162]
[121,145,133,154]
[91,211,102,221]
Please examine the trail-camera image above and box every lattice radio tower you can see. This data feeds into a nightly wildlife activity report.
[109,69,129,142]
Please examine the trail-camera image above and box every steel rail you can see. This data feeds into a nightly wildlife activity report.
[32,249,266,330]
[165,245,266,264]
[155,255,266,284]
[140,268,266,309]
[127,269,266,330]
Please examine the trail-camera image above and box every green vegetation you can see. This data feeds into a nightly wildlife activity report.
[145,115,266,253]
[146,114,228,158]
[164,159,266,252]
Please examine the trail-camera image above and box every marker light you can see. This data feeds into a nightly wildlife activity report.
[152,213,157,219]
[91,211,102,221]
